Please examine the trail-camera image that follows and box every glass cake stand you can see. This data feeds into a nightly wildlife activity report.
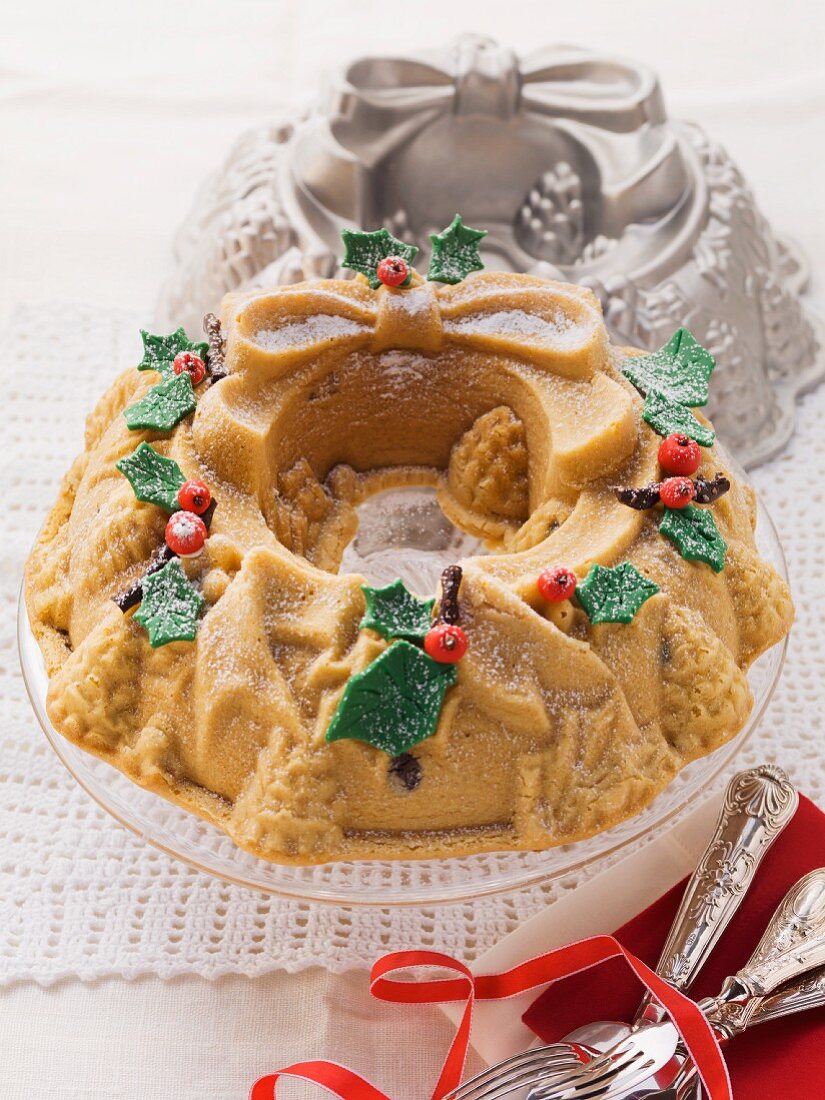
[19,487,788,907]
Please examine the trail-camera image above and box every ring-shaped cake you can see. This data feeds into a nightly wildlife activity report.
[25,266,793,864]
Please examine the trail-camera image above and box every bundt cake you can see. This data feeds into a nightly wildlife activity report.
[24,223,793,865]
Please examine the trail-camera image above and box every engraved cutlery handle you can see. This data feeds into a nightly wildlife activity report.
[655,766,798,989]
[659,965,825,1099]
[701,967,825,1044]
[745,964,825,1028]
[644,965,825,1099]
[702,869,825,1038]
[729,868,825,995]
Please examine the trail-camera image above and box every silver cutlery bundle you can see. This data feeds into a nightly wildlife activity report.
[447,766,825,1100]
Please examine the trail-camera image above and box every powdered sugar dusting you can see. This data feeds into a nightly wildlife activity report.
[254,315,367,351]
[383,285,431,316]
[376,350,436,392]
[447,308,586,348]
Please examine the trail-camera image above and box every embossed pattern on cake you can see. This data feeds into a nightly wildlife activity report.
[25,273,794,864]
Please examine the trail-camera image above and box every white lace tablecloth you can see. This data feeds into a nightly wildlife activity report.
[3,293,824,985]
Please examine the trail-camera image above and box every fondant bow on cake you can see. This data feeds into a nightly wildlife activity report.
[231,274,607,382]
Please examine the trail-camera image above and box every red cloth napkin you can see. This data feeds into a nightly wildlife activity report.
[523,794,825,1099]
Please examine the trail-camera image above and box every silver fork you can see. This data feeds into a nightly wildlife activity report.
[443,1023,679,1100]
[527,1024,681,1100]
[443,1046,586,1100]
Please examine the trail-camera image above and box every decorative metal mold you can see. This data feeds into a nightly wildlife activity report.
[157,37,824,467]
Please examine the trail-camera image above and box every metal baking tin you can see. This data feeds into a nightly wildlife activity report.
[158,36,823,467]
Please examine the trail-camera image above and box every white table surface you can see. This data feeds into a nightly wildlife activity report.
[2,2,824,1096]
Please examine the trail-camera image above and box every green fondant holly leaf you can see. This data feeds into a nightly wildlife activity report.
[116,442,186,513]
[138,328,208,379]
[360,579,435,642]
[124,373,197,433]
[427,214,487,284]
[659,505,727,573]
[577,562,660,625]
[341,228,418,289]
[622,329,716,407]
[325,640,457,756]
[642,390,716,448]
[133,558,204,647]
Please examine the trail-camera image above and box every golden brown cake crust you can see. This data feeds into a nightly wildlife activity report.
[25,272,794,864]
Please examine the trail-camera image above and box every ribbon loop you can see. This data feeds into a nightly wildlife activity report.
[251,936,732,1100]
[371,951,477,1100]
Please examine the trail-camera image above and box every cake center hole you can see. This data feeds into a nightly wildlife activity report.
[339,486,486,592]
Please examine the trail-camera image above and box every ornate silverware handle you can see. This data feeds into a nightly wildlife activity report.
[658,883,825,1096]
[654,766,798,989]
[745,963,825,1028]
[729,868,825,995]
[669,964,825,1096]
[700,868,825,1040]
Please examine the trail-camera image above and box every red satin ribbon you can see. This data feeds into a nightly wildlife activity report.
[250,937,732,1100]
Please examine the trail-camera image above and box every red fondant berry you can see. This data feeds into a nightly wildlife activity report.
[173,351,206,385]
[177,479,212,515]
[376,256,410,288]
[659,476,697,509]
[165,511,208,557]
[537,566,578,603]
[658,432,701,476]
[424,622,468,664]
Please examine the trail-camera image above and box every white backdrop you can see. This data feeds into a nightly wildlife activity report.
[2,2,824,1097]
[4,0,824,313]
